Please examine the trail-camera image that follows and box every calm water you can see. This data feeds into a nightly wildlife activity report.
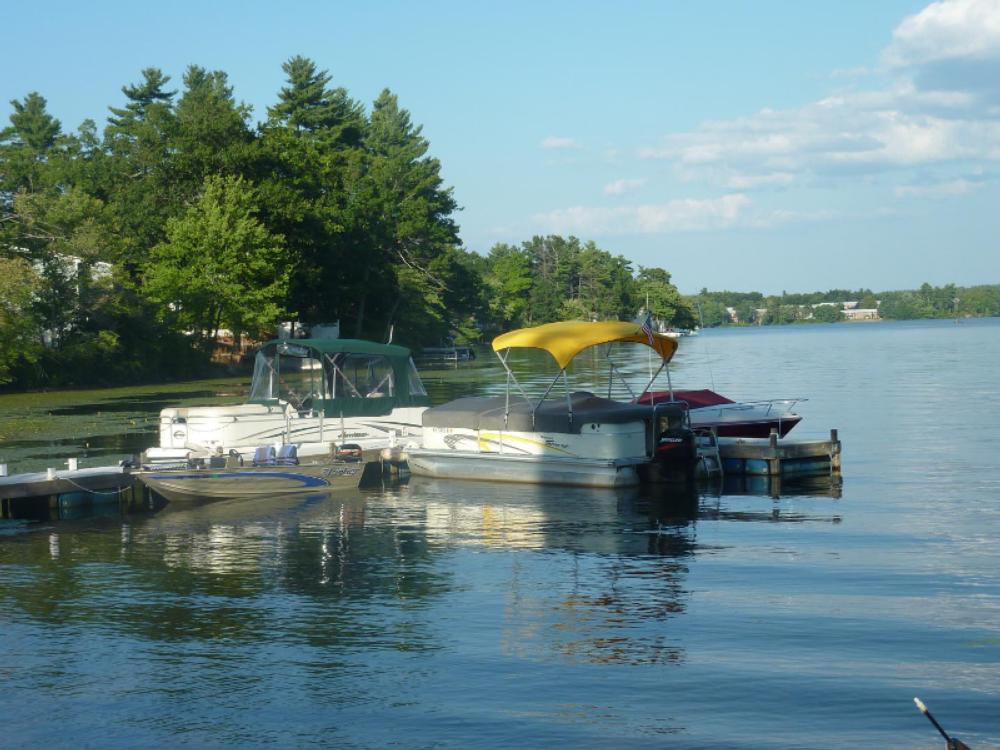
[1,319,998,749]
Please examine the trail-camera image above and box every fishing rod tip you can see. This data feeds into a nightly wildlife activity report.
[914,697,928,713]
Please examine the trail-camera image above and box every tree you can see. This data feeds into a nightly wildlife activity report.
[351,88,460,337]
[485,243,533,329]
[523,235,578,323]
[103,68,179,273]
[858,292,879,310]
[0,92,61,195]
[636,266,695,327]
[173,66,253,189]
[144,174,288,346]
[255,58,367,330]
[267,56,364,144]
[811,304,843,323]
[10,188,109,342]
[0,257,41,383]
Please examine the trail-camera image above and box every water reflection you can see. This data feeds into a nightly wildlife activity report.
[4,478,843,665]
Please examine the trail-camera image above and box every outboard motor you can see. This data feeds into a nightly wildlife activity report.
[648,402,697,482]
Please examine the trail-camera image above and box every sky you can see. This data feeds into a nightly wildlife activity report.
[4,0,1000,295]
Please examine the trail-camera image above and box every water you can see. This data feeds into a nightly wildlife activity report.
[2,319,998,749]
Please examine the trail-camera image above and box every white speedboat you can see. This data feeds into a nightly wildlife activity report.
[151,339,430,464]
[405,321,695,488]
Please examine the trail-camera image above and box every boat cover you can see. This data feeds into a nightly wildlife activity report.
[422,392,655,434]
[635,389,735,409]
[492,321,678,369]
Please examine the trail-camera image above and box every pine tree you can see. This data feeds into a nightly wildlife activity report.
[266,56,364,144]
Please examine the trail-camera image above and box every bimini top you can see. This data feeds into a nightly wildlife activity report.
[491,320,679,369]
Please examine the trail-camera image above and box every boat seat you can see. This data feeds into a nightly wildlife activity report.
[276,444,299,466]
[252,445,277,466]
[421,392,655,434]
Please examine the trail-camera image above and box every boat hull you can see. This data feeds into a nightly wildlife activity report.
[136,462,367,504]
[705,415,802,438]
[406,448,645,488]
[159,405,427,459]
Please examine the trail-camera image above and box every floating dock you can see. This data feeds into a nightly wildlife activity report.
[698,429,841,478]
[0,465,139,520]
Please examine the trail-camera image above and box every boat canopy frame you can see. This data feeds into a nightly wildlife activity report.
[248,338,431,418]
[490,321,679,430]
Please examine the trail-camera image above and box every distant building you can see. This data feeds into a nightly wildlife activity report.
[842,307,879,320]
[807,299,880,321]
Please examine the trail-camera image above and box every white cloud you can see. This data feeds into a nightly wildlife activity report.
[725,172,796,189]
[534,194,750,235]
[641,93,1000,174]
[603,178,646,195]
[894,177,984,196]
[885,0,1000,68]
[632,1,1000,201]
[540,136,580,150]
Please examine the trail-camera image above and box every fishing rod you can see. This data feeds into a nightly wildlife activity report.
[914,697,971,749]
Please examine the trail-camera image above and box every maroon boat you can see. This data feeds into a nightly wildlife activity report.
[636,389,804,438]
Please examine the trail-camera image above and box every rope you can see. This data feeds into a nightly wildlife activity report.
[52,474,132,498]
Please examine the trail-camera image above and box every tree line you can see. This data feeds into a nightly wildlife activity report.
[693,283,1000,326]
[0,58,693,389]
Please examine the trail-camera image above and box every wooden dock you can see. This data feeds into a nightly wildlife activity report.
[0,466,139,520]
[698,429,841,478]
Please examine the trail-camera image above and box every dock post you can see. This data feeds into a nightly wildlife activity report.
[830,429,841,473]
[767,429,780,476]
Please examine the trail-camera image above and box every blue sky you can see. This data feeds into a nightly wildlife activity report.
[4,0,999,294]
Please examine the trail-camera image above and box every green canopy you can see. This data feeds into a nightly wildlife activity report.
[250,338,430,417]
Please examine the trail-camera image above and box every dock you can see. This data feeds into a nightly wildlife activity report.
[0,465,140,520]
[1,430,841,520]
[698,429,841,478]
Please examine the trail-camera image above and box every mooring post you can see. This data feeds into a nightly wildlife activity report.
[767,429,780,475]
[830,428,841,473]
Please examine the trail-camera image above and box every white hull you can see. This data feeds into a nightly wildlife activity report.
[406,448,645,488]
[410,420,652,488]
[688,401,802,438]
[159,404,427,459]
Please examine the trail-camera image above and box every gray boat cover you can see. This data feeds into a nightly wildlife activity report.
[422,391,655,434]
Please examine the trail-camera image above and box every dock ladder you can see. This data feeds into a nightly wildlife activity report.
[696,428,724,478]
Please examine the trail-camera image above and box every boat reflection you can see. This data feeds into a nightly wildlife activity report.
[1,471,844,672]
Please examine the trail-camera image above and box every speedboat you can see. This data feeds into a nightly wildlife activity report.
[636,389,804,438]
[405,321,696,488]
[149,338,431,464]
[134,444,399,504]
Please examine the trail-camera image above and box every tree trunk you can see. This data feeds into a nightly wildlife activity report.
[383,295,402,343]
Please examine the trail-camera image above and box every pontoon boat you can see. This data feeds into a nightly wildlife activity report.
[405,321,695,488]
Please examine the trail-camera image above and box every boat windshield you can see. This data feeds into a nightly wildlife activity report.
[325,353,396,399]
[249,346,323,409]
[408,358,428,397]
[248,341,430,413]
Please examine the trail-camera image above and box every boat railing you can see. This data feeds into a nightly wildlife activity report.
[691,398,806,418]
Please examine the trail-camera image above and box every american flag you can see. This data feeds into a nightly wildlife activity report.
[640,314,655,345]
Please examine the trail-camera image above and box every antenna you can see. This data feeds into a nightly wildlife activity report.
[697,301,716,392]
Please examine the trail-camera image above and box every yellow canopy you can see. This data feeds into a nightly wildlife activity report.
[491,320,679,369]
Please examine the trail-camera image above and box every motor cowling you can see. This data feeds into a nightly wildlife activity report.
[651,403,697,467]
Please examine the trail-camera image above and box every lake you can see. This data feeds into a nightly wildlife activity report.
[1,319,998,748]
